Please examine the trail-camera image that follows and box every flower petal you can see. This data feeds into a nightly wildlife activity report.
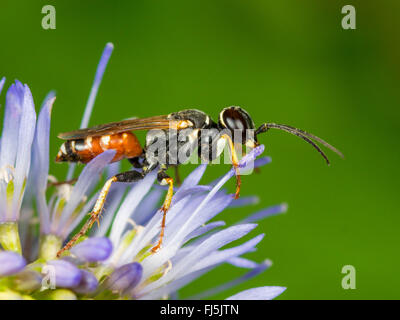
[189,259,272,299]
[109,170,156,247]
[174,164,207,199]
[131,188,163,226]
[0,81,24,169]
[142,224,257,289]
[227,257,259,269]
[238,203,288,224]
[189,234,264,273]
[184,221,226,243]
[11,84,37,220]
[226,286,286,300]
[0,77,5,95]
[66,43,114,181]
[56,150,116,233]
[80,43,114,130]
[228,196,259,208]
[0,251,26,277]
[31,94,56,233]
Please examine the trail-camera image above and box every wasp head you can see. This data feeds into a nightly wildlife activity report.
[218,106,259,149]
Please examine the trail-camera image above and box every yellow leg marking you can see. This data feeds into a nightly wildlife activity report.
[151,178,174,253]
[91,176,117,223]
[56,176,117,258]
[222,134,241,199]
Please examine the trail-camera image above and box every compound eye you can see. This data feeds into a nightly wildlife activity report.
[220,107,253,131]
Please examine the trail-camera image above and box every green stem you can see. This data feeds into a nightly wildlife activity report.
[0,222,22,253]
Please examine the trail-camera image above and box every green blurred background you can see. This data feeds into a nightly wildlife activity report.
[1,0,399,299]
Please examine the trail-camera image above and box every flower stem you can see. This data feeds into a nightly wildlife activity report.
[39,234,62,261]
[0,222,22,253]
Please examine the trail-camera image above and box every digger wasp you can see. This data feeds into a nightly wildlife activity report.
[55,106,343,257]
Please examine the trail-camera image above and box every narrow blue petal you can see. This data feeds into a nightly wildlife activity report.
[165,224,258,280]
[32,94,56,233]
[226,286,286,300]
[74,270,99,294]
[0,251,26,277]
[238,203,288,224]
[254,156,272,168]
[70,237,113,262]
[0,77,5,95]
[47,260,82,288]
[0,82,23,168]
[138,267,212,300]
[56,150,116,233]
[132,188,163,226]
[184,221,226,242]
[12,84,37,220]
[59,190,99,239]
[190,234,264,272]
[228,196,259,208]
[173,185,211,203]
[228,257,259,269]
[164,194,233,248]
[67,43,114,181]
[238,145,265,168]
[80,43,114,130]
[174,164,207,199]
[106,262,142,293]
[109,170,156,246]
[189,259,272,299]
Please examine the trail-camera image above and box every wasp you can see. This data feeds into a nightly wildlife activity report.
[55,106,343,257]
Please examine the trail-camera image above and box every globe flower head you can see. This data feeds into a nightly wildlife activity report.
[0,43,287,300]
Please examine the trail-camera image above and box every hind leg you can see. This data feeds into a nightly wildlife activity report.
[151,165,174,252]
[57,169,150,257]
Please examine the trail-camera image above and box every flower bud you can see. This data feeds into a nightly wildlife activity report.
[70,237,112,262]
[74,270,98,294]
[0,251,26,277]
[106,262,142,293]
[46,260,82,288]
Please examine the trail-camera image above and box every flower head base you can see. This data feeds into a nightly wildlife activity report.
[0,44,287,300]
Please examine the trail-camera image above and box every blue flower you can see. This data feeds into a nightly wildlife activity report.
[0,43,287,300]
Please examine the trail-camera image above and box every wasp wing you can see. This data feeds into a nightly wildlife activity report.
[58,115,176,140]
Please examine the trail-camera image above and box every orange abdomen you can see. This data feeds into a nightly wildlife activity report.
[56,132,143,163]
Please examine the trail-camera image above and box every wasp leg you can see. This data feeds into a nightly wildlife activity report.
[174,165,182,186]
[128,156,144,169]
[221,134,241,199]
[48,178,78,188]
[151,168,174,253]
[56,170,147,258]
